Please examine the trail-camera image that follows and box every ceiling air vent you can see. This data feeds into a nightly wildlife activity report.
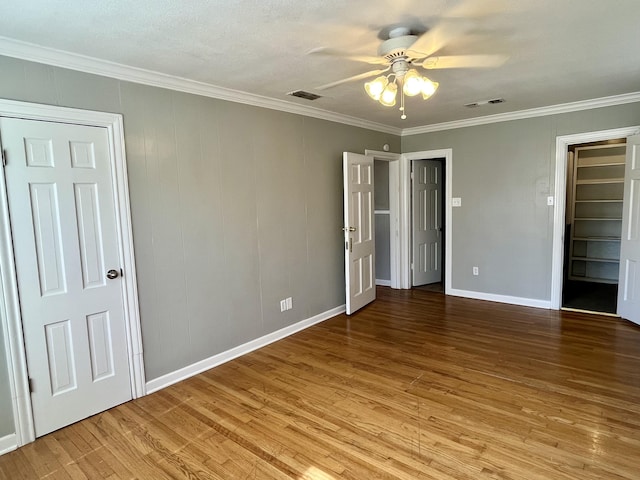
[465,98,505,108]
[287,90,321,101]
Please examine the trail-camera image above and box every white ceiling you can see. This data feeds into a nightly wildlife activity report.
[1,0,639,130]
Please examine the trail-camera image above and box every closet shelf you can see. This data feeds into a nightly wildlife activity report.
[568,143,625,285]
[572,236,621,242]
[574,217,622,221]
[574,199,623,203]
[575,178,624,185]
[570,276,619,284]
[571,256,619,264]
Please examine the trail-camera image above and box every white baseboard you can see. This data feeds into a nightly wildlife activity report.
[0,433,17,456]
[375,279,391,286]
[146,305,346,394]
[447,288,552,309]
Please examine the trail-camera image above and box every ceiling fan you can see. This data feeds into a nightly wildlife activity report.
[310,22,507,119]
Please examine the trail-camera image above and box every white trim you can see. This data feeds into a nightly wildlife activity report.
[0,37,400,136]
[402,92,640,136]
[448,289,552,309]
[551,126,640,309]
[366,150,402,289]
[0,434,17,455]
[400,150,453,292]
[375,279,392,287]
[145,304,345,394]
[0,99,145,447]
[2,37,640,138]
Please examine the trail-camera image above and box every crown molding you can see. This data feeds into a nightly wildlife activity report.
[401,91,640,136]
[0,36,402,136]
[3,37,639,139]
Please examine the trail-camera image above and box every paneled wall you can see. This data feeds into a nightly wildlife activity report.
[0,55,400,438]
[402,103,640,301]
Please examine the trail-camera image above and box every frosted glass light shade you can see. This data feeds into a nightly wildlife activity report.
[364,76,388,100]
[421,79,439,99]
[403,69,424,96]
[379,82,398,106]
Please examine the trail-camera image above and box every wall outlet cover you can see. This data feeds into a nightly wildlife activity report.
[452,197,462,207]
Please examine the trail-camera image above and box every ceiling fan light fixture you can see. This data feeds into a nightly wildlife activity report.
[421,79,439,99]
[402,69,424,96]
[379,82,397,107]
[364,76,388,100]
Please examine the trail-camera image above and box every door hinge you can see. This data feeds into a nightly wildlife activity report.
[1,149,6,167]
[410,263,414,270]
[410,171,414,180]
[28,377,34,393]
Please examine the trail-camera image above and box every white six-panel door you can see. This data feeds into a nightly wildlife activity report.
[344,152,376,315]
[0,117,132,436]
[618,134,640,325]
[412,159,442,286]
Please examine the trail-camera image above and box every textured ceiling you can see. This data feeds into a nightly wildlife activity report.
[1,0,639,129]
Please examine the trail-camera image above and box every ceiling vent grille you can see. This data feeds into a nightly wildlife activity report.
[465,98,505,108]
[288,90,321,101]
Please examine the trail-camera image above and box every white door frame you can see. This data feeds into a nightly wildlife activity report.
[550,126,640,310]
[365,150,401,289]
[401,149,453,291]
[0,99,145,447]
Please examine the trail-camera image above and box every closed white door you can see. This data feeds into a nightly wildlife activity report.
[412,159,442,286]
[343,152,376,314]
[618,134,640,325]
[0,117,132,436]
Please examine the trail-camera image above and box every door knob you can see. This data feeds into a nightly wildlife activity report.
[342,226,356,232]
[106,269,120,280]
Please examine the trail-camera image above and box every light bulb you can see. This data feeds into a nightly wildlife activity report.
[379,82,397,107]
[403,69,424,97]
[364,76,388,100]
[421,78,439,99]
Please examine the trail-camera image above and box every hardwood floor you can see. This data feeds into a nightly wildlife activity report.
[2,287,640,479]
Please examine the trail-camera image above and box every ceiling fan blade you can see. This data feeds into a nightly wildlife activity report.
[420,54,509,69]
[316,68,390,91]
[307,47,388,65]
[405,20,471,60]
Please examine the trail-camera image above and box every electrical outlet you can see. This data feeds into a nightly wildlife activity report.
[473,266,479,276]
[452,197,462,207]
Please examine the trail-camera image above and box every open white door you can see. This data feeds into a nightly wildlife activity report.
[412,159,443,286]
[618,134,640,325]
[344,152,375,314]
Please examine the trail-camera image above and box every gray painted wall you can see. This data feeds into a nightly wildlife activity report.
[402,103,640,300]
[0,55,400,437]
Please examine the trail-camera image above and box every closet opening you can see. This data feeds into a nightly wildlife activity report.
[374,159,392,287]
[562,138,626,314]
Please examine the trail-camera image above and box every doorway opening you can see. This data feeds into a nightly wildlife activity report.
[551,126,639,313]
[410,158,445,293]
[562,138,626,314]
[374,159,392,287]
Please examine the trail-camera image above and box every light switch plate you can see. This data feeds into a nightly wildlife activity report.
[452,197,462,207]
[547,196,554,206]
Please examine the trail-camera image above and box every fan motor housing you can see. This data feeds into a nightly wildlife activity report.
[377,35,418,59]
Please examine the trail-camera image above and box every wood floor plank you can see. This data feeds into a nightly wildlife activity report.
[1,287,639,479]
